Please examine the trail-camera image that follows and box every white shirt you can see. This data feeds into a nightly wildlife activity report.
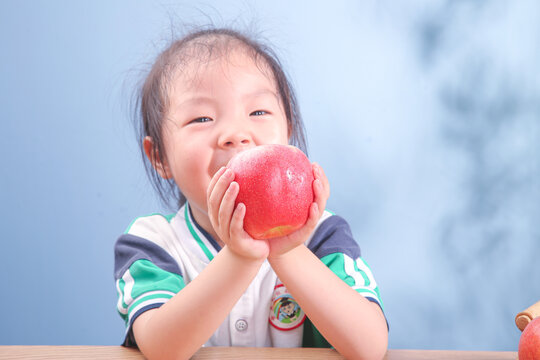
[114,203,383,348]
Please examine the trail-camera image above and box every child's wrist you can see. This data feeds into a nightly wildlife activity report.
[267,243,303,264]
[223,245,267,267]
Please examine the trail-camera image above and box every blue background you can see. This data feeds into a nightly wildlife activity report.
[1,0,539,351]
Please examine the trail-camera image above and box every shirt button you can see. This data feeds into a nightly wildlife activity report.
[235,319,248,332]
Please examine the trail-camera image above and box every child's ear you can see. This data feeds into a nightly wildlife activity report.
[143,136,173,179]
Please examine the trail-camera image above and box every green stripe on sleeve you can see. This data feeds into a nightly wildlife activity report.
[320,253,384,309]
[116,259,185,326]
[128,292,176,318]
[354,260,371,286]
[116,278,128,322]
[128,259,185,301]
[320,253,355,287]
[356,288,379,298]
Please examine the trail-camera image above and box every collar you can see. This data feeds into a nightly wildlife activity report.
[184,203,222,261]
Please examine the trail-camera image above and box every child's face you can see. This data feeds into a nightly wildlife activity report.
[160,47,289,222]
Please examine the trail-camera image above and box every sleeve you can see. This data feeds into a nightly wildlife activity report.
[114,233,185,347]
[303,214,387,347]
[307,215,384,308]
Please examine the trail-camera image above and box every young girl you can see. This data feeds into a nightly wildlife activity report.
[115,28,388,360]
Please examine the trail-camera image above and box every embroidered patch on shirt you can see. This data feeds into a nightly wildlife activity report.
[269,284,306,330]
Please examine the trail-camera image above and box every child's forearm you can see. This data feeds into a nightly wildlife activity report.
[133,246,264,360]
[269,245,388,360]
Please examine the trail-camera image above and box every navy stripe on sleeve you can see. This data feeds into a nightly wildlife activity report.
[307,215,361,260]
[114,234,183,280]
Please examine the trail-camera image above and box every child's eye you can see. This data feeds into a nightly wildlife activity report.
[189,116,213,124]
[250,110,268,116]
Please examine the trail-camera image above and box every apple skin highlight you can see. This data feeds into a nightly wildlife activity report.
[227,144,314,240]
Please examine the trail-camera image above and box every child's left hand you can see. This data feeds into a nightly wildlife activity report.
[266,162,330,259]
[207,167,270,261]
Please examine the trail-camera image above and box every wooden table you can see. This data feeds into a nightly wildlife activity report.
[0,346,518,359]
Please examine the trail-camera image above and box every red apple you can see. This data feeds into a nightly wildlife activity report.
[519,317,540,360]
[227,144,314,240]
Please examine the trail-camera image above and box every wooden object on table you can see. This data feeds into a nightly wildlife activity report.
[0,346,518,359]
[516,300,540,332]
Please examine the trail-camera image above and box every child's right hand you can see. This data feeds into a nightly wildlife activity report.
[207,167,270,261]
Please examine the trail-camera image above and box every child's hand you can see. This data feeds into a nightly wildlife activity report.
[207,167,270,261]
[267,162,330,259]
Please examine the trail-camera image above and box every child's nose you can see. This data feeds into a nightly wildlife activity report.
[218,129,252,149]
